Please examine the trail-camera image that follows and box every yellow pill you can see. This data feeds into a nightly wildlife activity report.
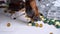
[55,22,59,25]
[7,23,11,27]
[28,23,32,26]
[39,24,43,28]
[50,32,53,34]
[35,23,39,27]
[41,18,45,21]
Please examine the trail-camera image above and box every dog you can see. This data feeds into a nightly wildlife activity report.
[4,0,40,23]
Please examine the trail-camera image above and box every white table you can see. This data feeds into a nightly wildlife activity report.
[0,13,60,34]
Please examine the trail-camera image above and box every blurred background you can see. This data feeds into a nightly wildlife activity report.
[0,0,60,34]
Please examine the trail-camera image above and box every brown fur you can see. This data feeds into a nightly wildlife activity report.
[4,0,40,21]
[26,0,40,22]
[30,0,40,17]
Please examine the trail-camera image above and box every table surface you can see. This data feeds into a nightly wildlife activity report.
[0,13,60,34]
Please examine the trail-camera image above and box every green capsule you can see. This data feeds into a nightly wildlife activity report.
[55,25,60,28]
[32,23,35,26]
[43,18,49,23]
[48,19,55,25]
